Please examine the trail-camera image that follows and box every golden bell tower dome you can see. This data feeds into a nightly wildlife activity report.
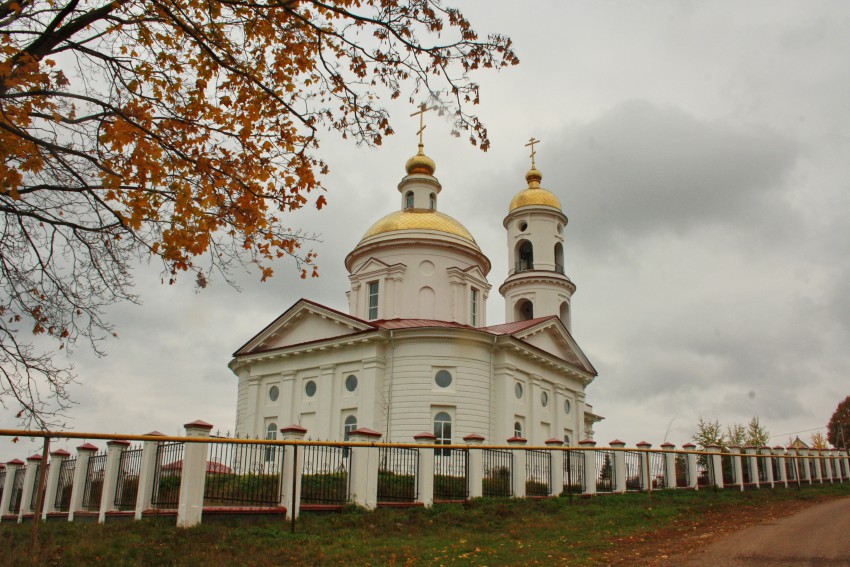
[508,167,562,212]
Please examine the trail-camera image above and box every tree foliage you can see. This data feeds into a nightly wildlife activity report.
[827,395,850,449]
[0,0,518,426]
[809,431,828,450]
[692,416,771,450]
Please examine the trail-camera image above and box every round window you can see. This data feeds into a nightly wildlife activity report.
[345,374,358,392]
[564,399,571,414]
[519,221,528,232]
[304,380,317,397]
[515,382,523,399]
[541,391,549,407]
[268,385,279,402]
[435,370,453,388]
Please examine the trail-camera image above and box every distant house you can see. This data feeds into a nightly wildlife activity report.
[161,460,232,474]
[789,436,809,449]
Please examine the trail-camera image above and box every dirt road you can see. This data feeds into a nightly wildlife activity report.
[667,497,850,566]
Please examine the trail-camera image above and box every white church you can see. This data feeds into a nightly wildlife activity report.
[229,125,602,448]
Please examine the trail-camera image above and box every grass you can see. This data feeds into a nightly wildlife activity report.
[2,482,848,565]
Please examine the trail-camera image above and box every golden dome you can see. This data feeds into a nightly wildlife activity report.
[508,168,561,212]
[361,209,476,243]
[405,144,436,175]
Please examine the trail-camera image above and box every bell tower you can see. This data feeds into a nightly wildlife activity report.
[499,139,576,329]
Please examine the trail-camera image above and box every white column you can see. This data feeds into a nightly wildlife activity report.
[464,434,485,499]
[19,454,44,520]
[682,443,698,490]
[99,440,130,523]
[413,432,435,507]
[798,448,811,484]
[760,446,774,488]
[177,420,213,528]
[786,448,800,486]
[660,443,677,489]
[610,440,626,494]
[68,443,98,522]
[729,446,744,491]
[507,435,527,498]
[43,449,70,518]
[823,450,834,483]
[705,444,723,489]
[279,424,307,520]
[773,446,788,488]
[637,441,653,491]
[1,459,24,520]
[809,449,823,484]
[744,446,760,488]
[546,439,564,497]
[348,427,382,510]
[135,431,165,520]
[579,439,597,496]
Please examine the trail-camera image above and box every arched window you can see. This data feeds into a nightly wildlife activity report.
[429,192,436,210]
[560,301,570,328]
[554,242,564,274]
[516,240,533,272]
[433,411,452,456]
[343,415,357,457]
[265,422,277,462]
[516,299,534,321]
[514,421,523,438]
[405,191,414,209]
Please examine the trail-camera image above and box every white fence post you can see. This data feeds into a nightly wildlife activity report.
[813,449,824,484]
[1,459,24,520]
[19,454,43,521]
[610,440,626,494]
[279,424,307,520]
[348,427,382,510]
[841,450,849,481]
[546,439,564,496]
[729,446,744,491]
[135,431,164,520]
[682,443,698,490]
[744,446,760,488]
[507,436,527,498]
[43,449,70,518]
[786,447,800,486]
[760,446,774,488]
[68,443,98,522]
[705,444,723,489]
[413,432,435,507]
[773,446,788,488]
[831,450,841,482]
[99,440,130,523]
[637,442,653,491]
[177,420,213,528]
[579,439,597,496]
[660,443,677,489]
[463,434,485,499]
[822,449,833,483]
[798,448,811,484]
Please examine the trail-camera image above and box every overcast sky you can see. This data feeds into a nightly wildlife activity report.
[4,1,850,456]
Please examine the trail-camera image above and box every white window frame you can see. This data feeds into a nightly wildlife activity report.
[367,281,379,320]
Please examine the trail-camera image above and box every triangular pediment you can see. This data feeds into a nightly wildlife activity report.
[513,319,596,375]
[460,264,488,283]
[234,299,375,356]
[351,257,406,277]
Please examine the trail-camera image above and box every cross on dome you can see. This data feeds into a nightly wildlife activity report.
[405,102,436,175]
[525,137,541,169]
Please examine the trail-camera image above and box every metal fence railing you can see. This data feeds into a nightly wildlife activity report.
[564,450,583,493]
[649,452,667,489]
[205,441,285,507]
[8,467,25,514]
[772,454,783,482]
[809,459,818,481]
[675,454,689,487]
[378,446,418,503]
[624,451,642,491]
[0,469,5,505]
[596,450,616,493]
[525,450,551,496]
[434,448,468,501]
[152,442,184,509]
[114,447,143,511]
[301,445,349,505]
[697,458,711,487]
[54,459,75,512]
[82,452,107,512]
[482,448,512,497]
[29,463,43,512]
[722,454,735,486]
[757,456,769,483]
[785,456,798,483]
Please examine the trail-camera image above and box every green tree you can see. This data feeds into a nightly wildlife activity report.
[745,417,770,448]
[827,395,850,449]
[692,417,725,450]
[725,423,746,447]
[0,0,518,427]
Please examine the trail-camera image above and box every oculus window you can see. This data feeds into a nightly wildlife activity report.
[345,374,358,392]
[304,380,317,397]
[435,370,452,388]
[515,382,523,399]
[541,391,549,407]
[268,385,279,402]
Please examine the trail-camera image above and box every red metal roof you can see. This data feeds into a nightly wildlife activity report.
[481,316,558,335]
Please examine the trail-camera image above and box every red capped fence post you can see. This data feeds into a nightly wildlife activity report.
[610,440,626,494]
[705,444,722,489]
[507,436,527,498]
[682,443,698,490]
[760,446,775,488]
[19,454,43,521]
[177,420,213,528]
[99,440,131,523]
[134,431,164,520]
[464,434,485,499]
[579,439,597,496]
[43,449,70,518]
[279,424,307,521]
[413,432,436,507]
[68,444,98,522]
[729,446,744,491]
[774,446,788,488]
[0,459,24,521]
[546,439,564,496]
[348,428,382,510]
[637,442,653,491]
[661,443,677,489]
[744,446,760,489]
